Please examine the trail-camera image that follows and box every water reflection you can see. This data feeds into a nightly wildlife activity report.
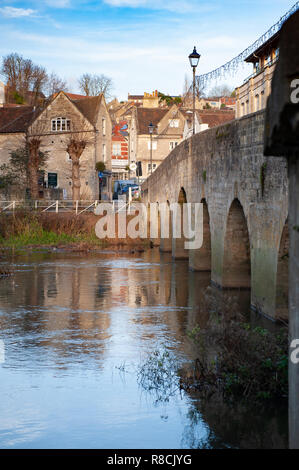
[0,249,287,448]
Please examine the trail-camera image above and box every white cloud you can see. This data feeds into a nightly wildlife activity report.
[103,0,213,13]
[0,7,37,18]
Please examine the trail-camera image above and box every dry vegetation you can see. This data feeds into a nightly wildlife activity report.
[0,210,150,251]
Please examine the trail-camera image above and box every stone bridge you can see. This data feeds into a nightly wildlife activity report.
[141,110,288,322]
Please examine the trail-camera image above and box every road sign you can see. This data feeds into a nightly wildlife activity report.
[129,163,137,171]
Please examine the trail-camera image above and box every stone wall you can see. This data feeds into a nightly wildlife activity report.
[142,110,288,321]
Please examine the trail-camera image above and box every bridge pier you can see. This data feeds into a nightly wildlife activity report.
[189,199,211,271]
[172,188,189,260]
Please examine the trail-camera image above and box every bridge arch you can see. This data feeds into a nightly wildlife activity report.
[189,198,211,271]
[172,187,189,259]
[222,198,251,288]
[159,199,172,253]
[275,219,289,321]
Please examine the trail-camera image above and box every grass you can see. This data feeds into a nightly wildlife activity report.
[0,211,139,248]
[0,214,106,247]
[0,210,153,251]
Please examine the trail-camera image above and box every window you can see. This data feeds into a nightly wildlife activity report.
[261,91,265,109]
[246,100,250,114]
[51,117,70,132]
[48,173,58,188]
[147,140,157,150]
[169,119,179,128]
[255,94,260,112]
[113,143,121,156]
[102,143,106,162]
[169,141,178,151]
[102,118,106,136]
[148,163,157,171]
[241,102,245,117]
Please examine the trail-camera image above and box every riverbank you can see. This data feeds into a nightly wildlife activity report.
[0,211,152,253]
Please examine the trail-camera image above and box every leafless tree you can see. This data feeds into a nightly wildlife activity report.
[65,118,93,201]
[182,73,205,107]
[26,117,50,199]
[1,53,48,104]
[67,138,87,201]
[78,73,113,100]
[44,72,68,97]
[27,136,43,199]
[208,84,234,97]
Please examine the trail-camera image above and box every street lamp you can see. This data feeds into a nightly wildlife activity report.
[148,122,154,175]
[188,46,201,135]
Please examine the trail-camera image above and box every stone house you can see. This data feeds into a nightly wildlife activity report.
[111,120,129,180]
[129,105,236,181]
[235,30,280,117]
[183,109,235,139]
[129,104,186,180]
[0,91,112,200]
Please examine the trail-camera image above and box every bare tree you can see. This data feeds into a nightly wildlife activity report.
[1,53,48,104]
[208,84,234,97]
[27,137,43,199]
[182,74,191,98]
[67,138,87,201]
[0,138,48,199]
[182,73,205,108]
[65,118,92,201]
[26,117,50,199]
[44,72,68,97]
[78,73,113,100]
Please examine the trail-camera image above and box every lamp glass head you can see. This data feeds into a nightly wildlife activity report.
[189,46,201,68]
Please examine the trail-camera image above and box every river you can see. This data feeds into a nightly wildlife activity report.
[0,248,288,449]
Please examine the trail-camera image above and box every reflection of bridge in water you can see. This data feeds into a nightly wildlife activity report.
[142,110,288,323]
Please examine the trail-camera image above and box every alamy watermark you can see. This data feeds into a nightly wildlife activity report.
[290,78,299,104]
[290,339,299,365]
[95,202,203,250]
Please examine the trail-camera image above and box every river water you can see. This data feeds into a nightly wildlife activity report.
[0,248,288,449]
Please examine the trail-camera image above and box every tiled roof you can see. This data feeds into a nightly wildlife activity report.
[72,95,103,126]
[0,92,104,133]
[136,108,169,134]
[199,110,235,127]
[128,95,143,100]
[52,92,86,100]
[65,92,86,100]
[0,106,37,133]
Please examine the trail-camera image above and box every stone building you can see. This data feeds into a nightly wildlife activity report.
[182,109,235,139]
[129,104,185,180]
[129,105,235,181]
[235,30,280,117]
[111,120,129,180]
[0,91,112,200]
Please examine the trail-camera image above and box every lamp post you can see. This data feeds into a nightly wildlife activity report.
[148,121,154,175]
[188,46,201,135]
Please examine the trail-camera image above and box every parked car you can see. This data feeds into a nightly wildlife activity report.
[121,184,140,199]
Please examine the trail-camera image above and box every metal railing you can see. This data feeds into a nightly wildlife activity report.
[242,57,278,84]
[0,199,140,215]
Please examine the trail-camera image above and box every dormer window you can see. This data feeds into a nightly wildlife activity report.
[51,117,71,132]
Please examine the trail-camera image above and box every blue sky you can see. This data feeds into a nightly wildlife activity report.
[0,0,296,100]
